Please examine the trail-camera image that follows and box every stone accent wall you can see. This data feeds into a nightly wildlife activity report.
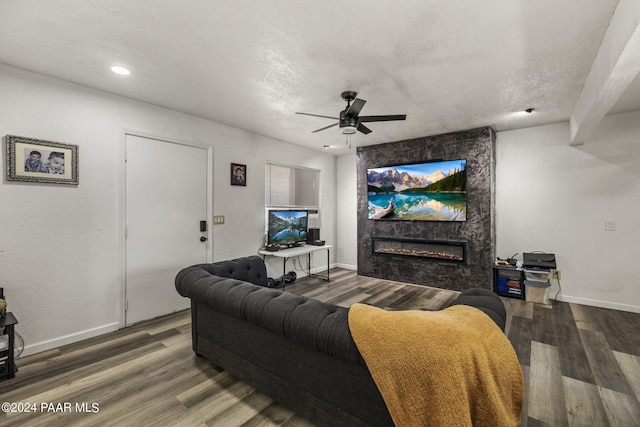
[356,127,496,292]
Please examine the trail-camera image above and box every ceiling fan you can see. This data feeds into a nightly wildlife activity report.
[295,91,407,140]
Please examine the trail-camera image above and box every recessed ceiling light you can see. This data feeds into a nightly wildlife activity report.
[111,66,131,75]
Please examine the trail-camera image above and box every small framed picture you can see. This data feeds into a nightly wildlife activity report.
[231,163,246,186]
[6,135,79,185]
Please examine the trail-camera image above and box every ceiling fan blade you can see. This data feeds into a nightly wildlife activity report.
[295,112,339,120]
[357,123,372,134]
[345,98,366,118]
[359,114,407,122]
[312,122,340,133]
[358,114,407,122]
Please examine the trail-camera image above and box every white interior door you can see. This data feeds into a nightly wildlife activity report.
[125,134,209,325]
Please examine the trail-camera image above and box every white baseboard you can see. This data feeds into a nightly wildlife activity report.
[335,263,357,270]
[309,263,340,275]
[21,322,121,358]
[557,295,640,314]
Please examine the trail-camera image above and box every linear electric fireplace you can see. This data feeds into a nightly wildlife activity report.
[372,237,466,263]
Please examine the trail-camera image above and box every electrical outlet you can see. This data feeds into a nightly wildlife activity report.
[605,220,616,231]
[553,269,562,280]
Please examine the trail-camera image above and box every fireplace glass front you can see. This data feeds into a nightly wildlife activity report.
[372,237,466,263]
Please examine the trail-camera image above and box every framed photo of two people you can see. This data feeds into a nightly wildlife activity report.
[6,135,79,185]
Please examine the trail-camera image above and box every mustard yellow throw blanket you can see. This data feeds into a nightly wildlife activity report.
[348,304,524,427]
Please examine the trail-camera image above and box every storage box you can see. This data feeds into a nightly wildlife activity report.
[524,268,551,282]
[524,279,550,304]
[496,276,509,293]
[523,252,556,269]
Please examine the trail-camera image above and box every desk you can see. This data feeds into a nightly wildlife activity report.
[0,312,18,380]
[259,245,333,283]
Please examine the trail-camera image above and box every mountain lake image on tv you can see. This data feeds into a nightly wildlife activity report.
[268,210,309,246]
[367,159,467,221]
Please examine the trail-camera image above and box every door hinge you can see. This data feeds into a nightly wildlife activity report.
[124,299,129,312]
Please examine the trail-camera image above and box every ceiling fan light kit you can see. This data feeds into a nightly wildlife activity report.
[342,125,357,135]
[296,90,407,147]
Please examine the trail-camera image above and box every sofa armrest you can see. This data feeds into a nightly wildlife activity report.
[452,288,507,331]
[185,255,268,287]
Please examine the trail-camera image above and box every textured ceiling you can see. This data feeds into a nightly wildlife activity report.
[0,0,629,155]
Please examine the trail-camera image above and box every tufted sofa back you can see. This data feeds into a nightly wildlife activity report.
[188,255,269,287]
[175,255,363,364]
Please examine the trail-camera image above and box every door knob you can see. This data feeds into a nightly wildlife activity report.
[200,236,208,242]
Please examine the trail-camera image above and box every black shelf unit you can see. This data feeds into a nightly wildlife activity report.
[493,266,525,299]
[0,312,18,381]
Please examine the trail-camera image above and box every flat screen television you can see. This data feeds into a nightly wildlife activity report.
[267,210,309,247]
[367,159,467,221]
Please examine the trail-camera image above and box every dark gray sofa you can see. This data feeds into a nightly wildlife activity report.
[175,255,507,427]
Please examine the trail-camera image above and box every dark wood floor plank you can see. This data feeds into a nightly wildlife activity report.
[520,365,530,424]
[579,304,640,356]
[579,328,635,395]
[386,288,427,310]
[240,401,296,427]
[360,280,395,296]
[531,301,595,384]
[507,315,532,367]
[502,297,533,339]
[324,286,370,305]
[362,284,416,309]
[525,416,548,427]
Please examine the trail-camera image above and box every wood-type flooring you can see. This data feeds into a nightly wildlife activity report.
[1,268,638,426]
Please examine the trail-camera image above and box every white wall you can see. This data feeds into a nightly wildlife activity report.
[578,110,640,175]
[335,154,357,269]
[335,121,640,313]
[0,64,336,356]
[496,121,640,312]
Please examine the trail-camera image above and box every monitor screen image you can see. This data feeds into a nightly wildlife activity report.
[267,210,309,246]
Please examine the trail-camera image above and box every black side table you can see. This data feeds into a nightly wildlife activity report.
[0,312,18,380]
